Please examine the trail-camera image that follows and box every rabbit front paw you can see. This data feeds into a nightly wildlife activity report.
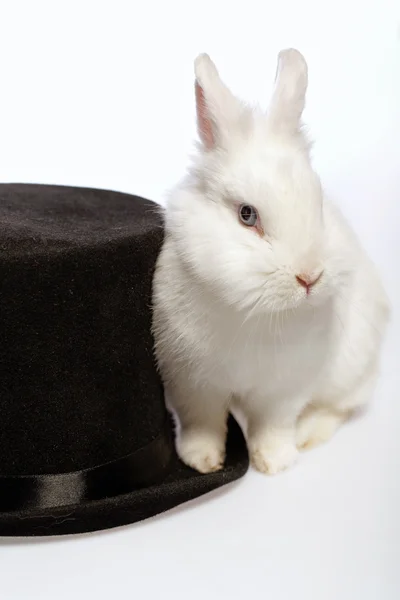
[176,428,225,474]
[249,437,299,475]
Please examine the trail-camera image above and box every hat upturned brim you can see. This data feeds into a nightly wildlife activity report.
[0,415,248,537]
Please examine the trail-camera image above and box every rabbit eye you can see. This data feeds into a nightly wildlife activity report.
[239,204,258,227]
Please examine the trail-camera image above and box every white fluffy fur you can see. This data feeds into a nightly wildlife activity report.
[152,49,390,475]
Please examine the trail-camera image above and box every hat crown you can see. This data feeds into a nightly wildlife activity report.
[0,184,167,477]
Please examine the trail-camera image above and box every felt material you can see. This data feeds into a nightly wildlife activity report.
[0,183,249,536]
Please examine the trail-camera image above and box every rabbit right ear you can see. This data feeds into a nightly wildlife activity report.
[267,48,308,135]
[194,54,242,150]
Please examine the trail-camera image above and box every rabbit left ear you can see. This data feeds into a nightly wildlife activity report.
[194,53,242,150]
[195,78,215,150]
[267,48,308,134]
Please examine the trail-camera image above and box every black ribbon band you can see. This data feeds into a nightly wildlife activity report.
[0,421,173,513]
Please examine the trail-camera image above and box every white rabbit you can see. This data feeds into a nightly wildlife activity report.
[152,49,390,475]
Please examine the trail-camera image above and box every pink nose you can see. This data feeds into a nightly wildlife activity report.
[296,271,323,293]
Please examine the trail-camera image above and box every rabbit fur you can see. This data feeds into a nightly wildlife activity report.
[152,49,390,475]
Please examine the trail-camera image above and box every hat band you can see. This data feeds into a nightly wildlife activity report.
[0,419,173,513]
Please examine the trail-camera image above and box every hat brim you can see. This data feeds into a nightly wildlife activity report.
[0,416,248,536]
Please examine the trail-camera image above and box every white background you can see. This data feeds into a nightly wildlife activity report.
[1,1,399,599]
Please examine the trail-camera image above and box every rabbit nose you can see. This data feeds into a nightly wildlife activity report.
[296,271,323,293]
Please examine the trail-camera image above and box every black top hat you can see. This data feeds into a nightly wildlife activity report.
[0,183,248,537]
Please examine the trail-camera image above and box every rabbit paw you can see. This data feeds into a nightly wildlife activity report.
[250,440,299,475]
[296,407,344,450]
[176,429,225,474]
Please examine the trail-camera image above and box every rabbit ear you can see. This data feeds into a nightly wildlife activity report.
[267,48,308,134]
[194,53,242,150]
